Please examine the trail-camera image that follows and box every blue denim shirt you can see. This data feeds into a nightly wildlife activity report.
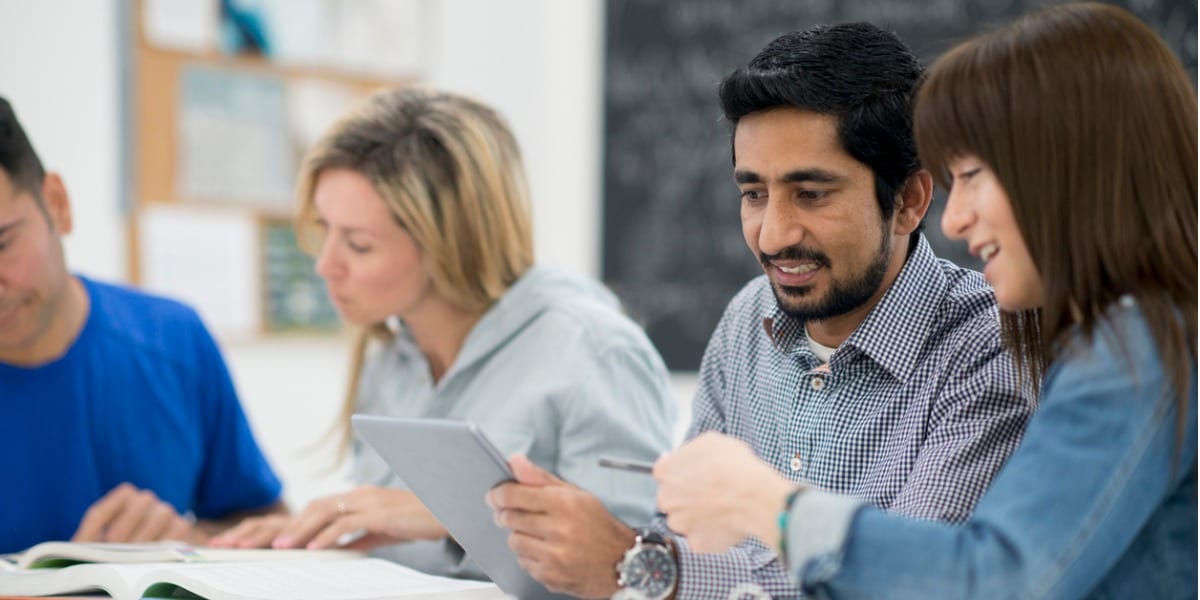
[787,297,1198,599]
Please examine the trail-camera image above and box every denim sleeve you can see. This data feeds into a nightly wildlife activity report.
[888,322,1034,522]
[791,312,1197,599]
[783,491,864,585]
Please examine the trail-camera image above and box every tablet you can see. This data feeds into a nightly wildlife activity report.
[351,415,573,600]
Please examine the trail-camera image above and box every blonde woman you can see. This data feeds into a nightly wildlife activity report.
[211,87,677,578]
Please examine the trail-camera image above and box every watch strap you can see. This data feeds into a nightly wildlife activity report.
[633,527,668,546]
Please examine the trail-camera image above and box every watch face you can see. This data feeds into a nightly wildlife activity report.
[622,546,676,599]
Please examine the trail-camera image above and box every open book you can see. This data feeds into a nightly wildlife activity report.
[2,540,362,570]
[0,557,504,600]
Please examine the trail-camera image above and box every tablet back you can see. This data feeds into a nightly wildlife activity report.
[351,415,574,600]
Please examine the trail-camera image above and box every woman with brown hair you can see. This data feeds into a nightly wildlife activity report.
[651,3,1196,597]
[210,86,676,578]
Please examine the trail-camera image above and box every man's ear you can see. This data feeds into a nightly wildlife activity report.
[892,169,932,237]
[40,172,73,235]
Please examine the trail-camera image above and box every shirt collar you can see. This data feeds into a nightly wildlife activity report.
[761,235,947,381]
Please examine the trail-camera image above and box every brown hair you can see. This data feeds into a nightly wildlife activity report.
[296,87,535,452]
[915,2,1196,433]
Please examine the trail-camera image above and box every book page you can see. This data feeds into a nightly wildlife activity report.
[16,541,191,568]
[14,541,362,569]
[0,562,164,599]
[183,547,362,564]
[143,558,506,600]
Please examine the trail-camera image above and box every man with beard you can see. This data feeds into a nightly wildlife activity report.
[486,23,1034,600]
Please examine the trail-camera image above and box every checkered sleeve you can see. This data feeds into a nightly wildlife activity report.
[645,512,798,599]
[674,537,800,599]
[684,285,745,439]
[887,315,1035,522]
[652,289,802,598]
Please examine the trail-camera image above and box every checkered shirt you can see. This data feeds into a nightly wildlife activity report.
[657,236,1035,600]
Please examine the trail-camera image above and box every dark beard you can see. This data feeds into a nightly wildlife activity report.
[767,232,892,322]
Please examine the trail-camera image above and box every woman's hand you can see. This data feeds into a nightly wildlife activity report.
[208,486,447,551]
[206,513,289,548]
[653,432,798,553]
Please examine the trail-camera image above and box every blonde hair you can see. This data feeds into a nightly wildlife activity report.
[296,87,535,452]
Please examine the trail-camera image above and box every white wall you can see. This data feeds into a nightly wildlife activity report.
[0,0,126,281]
[1,0,696,510]
[427,0,605,276]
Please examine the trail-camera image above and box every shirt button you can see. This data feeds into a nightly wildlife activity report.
[810,376,825,391]
[790,455,802,472]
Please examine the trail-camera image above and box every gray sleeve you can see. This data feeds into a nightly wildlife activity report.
[351,343,486,576]
[554,339,677,527]
[351,344,406,489]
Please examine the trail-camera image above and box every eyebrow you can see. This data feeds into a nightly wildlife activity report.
[315,218,372,236]
[734,168,846,185]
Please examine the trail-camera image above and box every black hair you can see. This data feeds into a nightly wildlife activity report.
[0,96,46,198]
[719,23,923,222]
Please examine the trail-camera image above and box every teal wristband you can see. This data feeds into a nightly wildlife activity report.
[777,487,805,560]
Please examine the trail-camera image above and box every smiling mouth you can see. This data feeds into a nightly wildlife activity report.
[776,262,820,275]
[979,243,999,262]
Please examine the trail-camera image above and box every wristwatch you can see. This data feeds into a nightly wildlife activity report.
[613,528,678,600]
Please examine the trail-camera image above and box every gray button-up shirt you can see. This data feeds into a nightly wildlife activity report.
[352,266,677,579]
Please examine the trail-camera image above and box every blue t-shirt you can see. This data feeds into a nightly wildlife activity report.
[0,276,282,552]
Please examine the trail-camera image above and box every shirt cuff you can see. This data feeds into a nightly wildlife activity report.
[673,536,798,600]
[785,490,865,589]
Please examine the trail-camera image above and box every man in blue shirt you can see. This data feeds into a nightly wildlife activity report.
[0,96,285,553]
[487,23,1035,600]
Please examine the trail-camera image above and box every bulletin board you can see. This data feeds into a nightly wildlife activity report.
[127,0,428,339]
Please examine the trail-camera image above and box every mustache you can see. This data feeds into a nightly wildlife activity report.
[760,247,831,268]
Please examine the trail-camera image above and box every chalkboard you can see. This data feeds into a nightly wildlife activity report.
[602,0,1197,371]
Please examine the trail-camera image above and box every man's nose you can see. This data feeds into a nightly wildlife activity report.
[758,199,807,257]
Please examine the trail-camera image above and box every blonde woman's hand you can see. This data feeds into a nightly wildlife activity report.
[653,432,797,553]
[270,486,447,551]
[206,514,291,548]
